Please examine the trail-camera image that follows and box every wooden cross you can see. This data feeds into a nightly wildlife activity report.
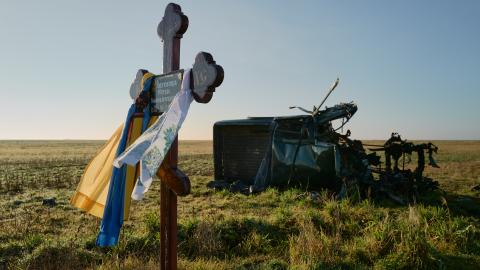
[154,3,223,269]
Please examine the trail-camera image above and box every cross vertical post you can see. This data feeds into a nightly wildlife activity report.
[157,3,188,270]
[155,3,223,270]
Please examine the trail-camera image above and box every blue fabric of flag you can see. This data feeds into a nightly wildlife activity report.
[96,76,153,247]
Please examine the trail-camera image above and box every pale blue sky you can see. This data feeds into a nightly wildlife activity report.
[0,0,478,140]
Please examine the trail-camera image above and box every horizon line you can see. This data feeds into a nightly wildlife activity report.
[0,138,479,141]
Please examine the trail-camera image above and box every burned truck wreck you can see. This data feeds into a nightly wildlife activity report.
[208,80,440,204]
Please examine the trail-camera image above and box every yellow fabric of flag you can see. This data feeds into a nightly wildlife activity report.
[70,119,146,219]
[70,72,157,220]
[70,118,146,219]
[70,124,123,218]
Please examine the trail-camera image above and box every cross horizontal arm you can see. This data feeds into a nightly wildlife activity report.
[191,52,224,103]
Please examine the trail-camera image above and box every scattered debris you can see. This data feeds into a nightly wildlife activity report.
[42,197,56,207]
[13,200,23,206]
[339,132,440,204]
[309,191,321,202]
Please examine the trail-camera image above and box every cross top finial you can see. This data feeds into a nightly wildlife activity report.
[157,3,188,42]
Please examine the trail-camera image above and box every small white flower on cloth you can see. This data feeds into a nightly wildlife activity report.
[113,69,194,200]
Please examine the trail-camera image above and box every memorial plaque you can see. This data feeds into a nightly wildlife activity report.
[151,70,184,114]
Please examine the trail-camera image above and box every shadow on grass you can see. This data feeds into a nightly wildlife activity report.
[410,190,480,219]
[360,187,480,220]
[444,193,480,219]
[441,253,480,270]
[178,217,293,259]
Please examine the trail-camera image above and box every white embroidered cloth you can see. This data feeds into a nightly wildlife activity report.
[113,69,194,200]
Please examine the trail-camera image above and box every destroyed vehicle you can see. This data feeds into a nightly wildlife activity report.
[212,102,358,193]
[208,79,440,204]
[209,79,362,193]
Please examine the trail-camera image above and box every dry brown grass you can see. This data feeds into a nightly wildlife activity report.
[0,140,478,269]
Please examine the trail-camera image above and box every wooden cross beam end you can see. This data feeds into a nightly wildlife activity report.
[191,52,225,103]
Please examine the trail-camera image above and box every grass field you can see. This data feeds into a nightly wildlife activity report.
[0,140,479,269]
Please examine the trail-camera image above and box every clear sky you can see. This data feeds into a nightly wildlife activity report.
[0,0,479,140]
